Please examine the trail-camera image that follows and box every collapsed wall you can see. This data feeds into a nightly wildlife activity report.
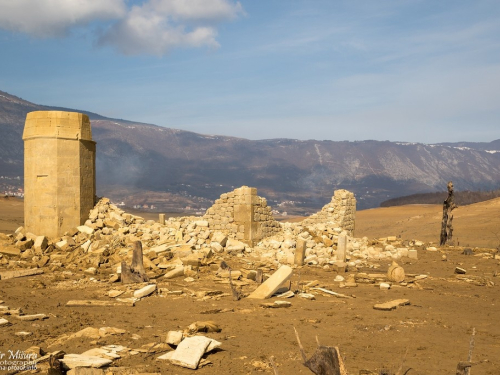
[203,186,281,246]
[302,189,356,235]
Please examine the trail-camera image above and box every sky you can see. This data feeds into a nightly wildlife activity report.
[0,0,499,143]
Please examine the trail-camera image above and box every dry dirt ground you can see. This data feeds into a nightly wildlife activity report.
[1,197,499,374]
[355,198,500,250]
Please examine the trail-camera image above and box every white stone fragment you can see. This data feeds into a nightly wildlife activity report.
[169,336,213,369]
[60,354,112,369]
[166,330,184,346]
[77,225,94,235]
[133,284,156,299]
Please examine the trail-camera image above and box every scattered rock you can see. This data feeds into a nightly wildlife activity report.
[373,299,410,311]
[133,284,157,299]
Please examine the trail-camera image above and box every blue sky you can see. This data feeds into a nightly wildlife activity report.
[0,0,499,143]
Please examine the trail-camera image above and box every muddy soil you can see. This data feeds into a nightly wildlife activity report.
[1,247,499,374]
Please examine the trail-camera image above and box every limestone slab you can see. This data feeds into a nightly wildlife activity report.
[60,354,112,369]
[247,265,293,299]
[0,268,43,280]
[163,266,184,279]
[169,336,220,369]
[134,284,156,299]
[373,299,410,311]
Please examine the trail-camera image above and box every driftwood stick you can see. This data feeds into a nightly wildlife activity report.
[294,327,308,363]
[395,348,409,375]
[270,356,279,375]
[456,360,487,375]
[334,347,348,375]
[228,268,240,301]
[465,328,476,375]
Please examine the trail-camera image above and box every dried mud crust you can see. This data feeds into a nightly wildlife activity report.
[0,249,499,375]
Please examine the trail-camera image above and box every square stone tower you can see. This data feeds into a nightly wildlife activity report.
[23,111,96,238]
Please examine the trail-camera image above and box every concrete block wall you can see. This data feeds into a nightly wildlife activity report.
[302,189,356,235]
[204,186,281,245]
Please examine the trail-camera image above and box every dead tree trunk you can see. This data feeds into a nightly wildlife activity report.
[121,241,149,284]
[440,181,458,246]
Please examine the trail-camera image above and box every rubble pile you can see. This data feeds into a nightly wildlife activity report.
[0,188,427,278]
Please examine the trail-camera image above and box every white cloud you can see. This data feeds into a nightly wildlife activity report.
[99,0,243,55]
[0,0,243,55]
[0,0,126,37]
[148,0,244,22]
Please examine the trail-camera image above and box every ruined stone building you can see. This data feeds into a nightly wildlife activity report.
[23,111,96,238]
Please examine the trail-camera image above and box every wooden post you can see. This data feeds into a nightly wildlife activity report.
[440,181,458,246]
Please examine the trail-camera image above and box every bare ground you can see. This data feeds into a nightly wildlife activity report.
[0,198,499,374]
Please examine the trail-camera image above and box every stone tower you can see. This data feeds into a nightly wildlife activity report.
[23,111,96,238]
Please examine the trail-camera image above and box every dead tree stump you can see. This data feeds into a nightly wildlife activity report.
[121,241,149,284]
[440,181,458,246]
[294,327,347,375]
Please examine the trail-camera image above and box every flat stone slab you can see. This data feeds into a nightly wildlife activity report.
[134,284,156,299]
[169,336,213,369]
[0,268,44,280]
[373,299,410,311]
[66,300,135,307]
[163,266,184,279]
[247,265,293,299]
[60,354,113,369]
[15,314,48,321]
[261,301,292,308]
[0,247,21,256]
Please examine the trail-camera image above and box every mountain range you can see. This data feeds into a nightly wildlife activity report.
[1,89,499,212]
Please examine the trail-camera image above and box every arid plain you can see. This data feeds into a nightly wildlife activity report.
[0,197,499,374]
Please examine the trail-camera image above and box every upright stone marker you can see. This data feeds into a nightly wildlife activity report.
[159,213,166,225]
[23,111,96,238]
[294,238,306,266]
[337,234,347,262]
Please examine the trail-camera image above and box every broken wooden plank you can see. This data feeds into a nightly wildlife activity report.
[66,300,135,307]
[373,299,410,311]
[0,268,44,280]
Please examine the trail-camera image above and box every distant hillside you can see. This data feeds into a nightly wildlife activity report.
[380,189,500,207]
[1,89,500,212]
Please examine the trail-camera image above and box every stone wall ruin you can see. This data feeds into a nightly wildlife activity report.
[203,186,281,245]
[302,189,356,235]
